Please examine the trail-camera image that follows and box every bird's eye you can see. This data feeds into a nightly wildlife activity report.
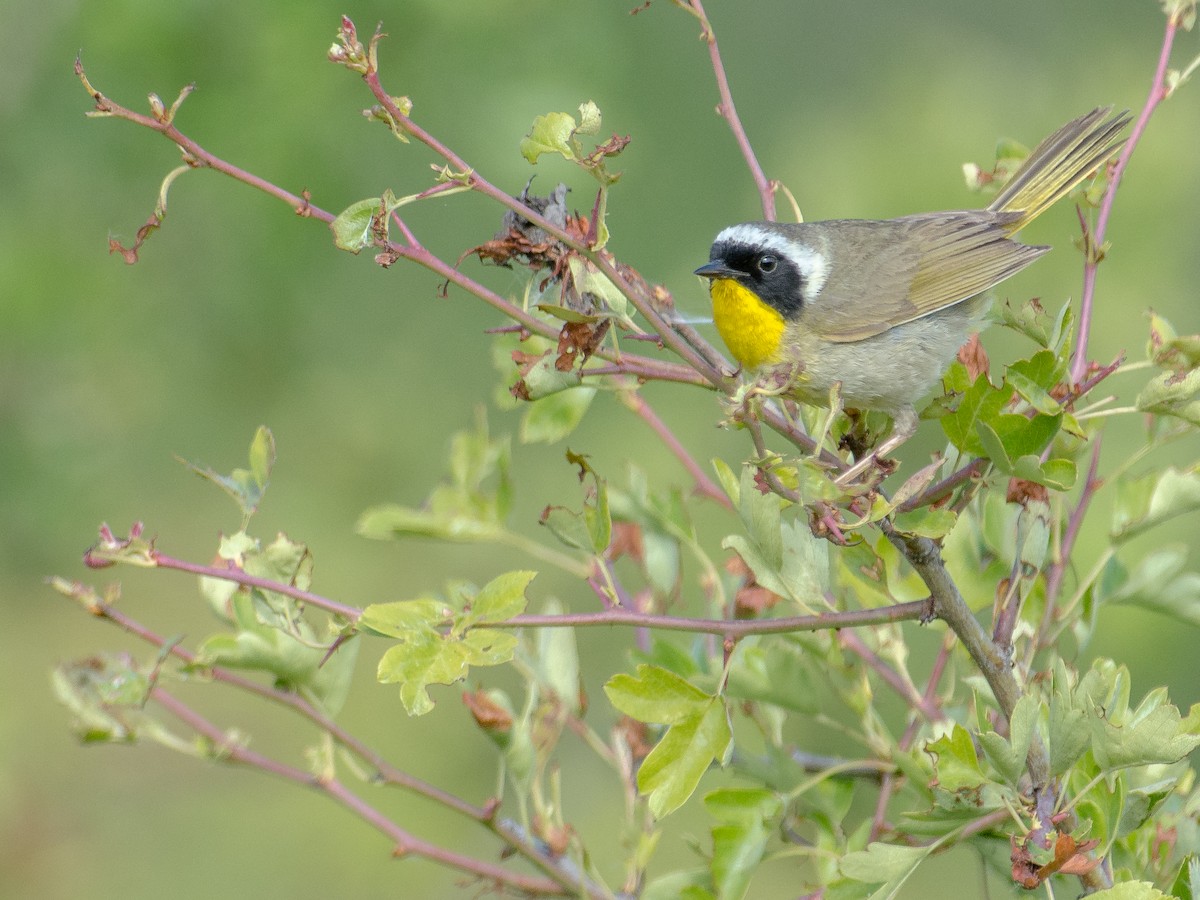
[757,255,777,274]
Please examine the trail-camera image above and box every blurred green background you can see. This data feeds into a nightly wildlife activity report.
[5,1,1198,897]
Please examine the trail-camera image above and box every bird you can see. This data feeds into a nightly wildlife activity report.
[695,107,1130,482]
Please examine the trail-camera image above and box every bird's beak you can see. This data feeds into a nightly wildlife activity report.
[693,260,739,279]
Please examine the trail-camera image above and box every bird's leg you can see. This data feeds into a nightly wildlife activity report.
[834,408,919,486]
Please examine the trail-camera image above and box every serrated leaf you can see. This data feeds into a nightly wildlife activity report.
[576,100,602,135]
[926,724,986,793]
[941,373,1011,455]
[359,598,452,637]
[1047,660,1091,776]
[376,625,516,716]
[1006,350,1066,414]
[977,693,1039,785]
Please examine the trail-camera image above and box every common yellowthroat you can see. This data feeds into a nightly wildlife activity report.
[695,107,1130,478]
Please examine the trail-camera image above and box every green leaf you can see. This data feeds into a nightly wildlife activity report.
[358,598,452,637]
[520,111,578,164]
[722,465,828,609]
[705,789,781,900]
[839,842,932,890]
[1112,467,1200,542]
[976,418,1075,489]
[376,625,517,716]
[357,413,513,544]
[461,570,535,628]
[520,387,596,444]
[1076,660,1200,771]
[977,693,1039,786]
[606,665,732,818]
[1136,368,1200,425]
[1085,883,1171,900]
[1105,545,1200,628]
[606,664,712,725]
[575,100,602,135]
[724,644,819,715]
[1048,658,1091,776]
[53,655,200,753]
[926,724,986,793]
[636,697,731,818]
[566,255,631,322]
[516,350,585,399]
[1169,855,1200,900]
[330,197,381,253]
[179,426,275,523]
[1005,350,1066,414]
[890,506,958,539]
[941,372,1011,455]
[532,598,582,713]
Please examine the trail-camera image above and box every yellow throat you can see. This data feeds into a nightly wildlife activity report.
[708,277,786,371]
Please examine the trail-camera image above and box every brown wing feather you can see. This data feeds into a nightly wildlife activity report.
[816,213,1045,342]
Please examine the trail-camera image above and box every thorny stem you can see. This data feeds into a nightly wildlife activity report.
[1070,14,1179,385]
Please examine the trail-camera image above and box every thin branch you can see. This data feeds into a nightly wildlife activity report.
[148,687,569,896]
[619,388,734,510]
[839,630,941,722]
[1070,14,1178,384]
[685,0,777,220]
[79,594,610,899]
[75,62,712,394]
[504,598,932,636]
[358,70,728,389]
[153,551,362,620]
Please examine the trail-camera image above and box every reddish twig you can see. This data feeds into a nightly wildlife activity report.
[1070,13,1180,384]
[148,687,569,896]
[683,0,777,220]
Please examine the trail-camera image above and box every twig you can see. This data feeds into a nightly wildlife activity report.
[1070,13,1179,384]
[78,594,610,898]
[839,630,941,722]
[619,388,734,509]
[149,687,570,896]
[684,0,777,220]
[504,598,932,636]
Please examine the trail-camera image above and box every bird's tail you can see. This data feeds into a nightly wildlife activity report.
[988,107,1131,232]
